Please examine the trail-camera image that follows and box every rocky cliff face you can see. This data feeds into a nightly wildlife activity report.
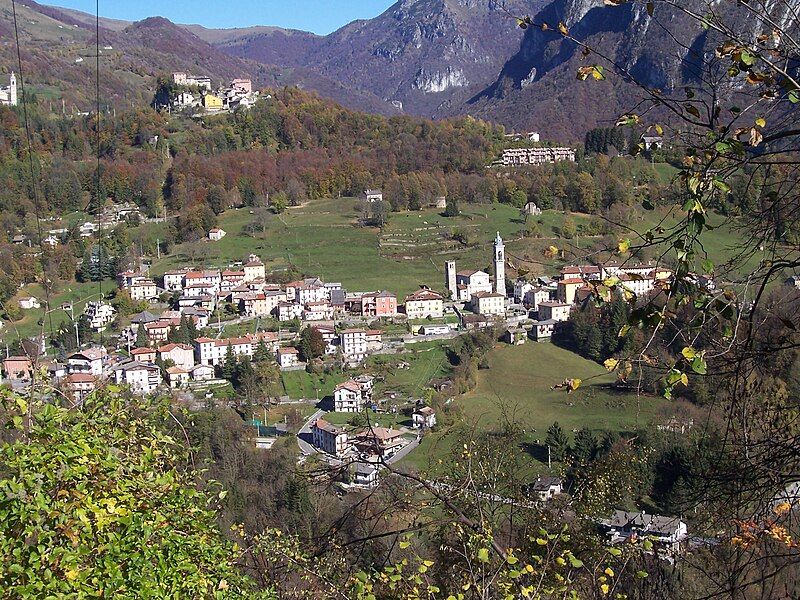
[219,0,546,116]
[452,0,800,140]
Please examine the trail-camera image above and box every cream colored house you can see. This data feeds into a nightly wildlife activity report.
[469,291,505,316]
[404,289,444,319]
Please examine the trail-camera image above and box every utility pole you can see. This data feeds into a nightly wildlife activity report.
[156,238,160,260]
[547,445,551,470]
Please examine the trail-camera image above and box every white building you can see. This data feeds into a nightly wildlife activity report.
[83,301,116,332]
[493,232,506,295]
[112,361,161,394]
[157,343,195,370]
[340,329,367,362]
[412,406,437,429]
[166,366,190,388]
[404,289,444,319]
[501,146,575,166]
[172,72,212,90]
[312,418,349,457]
[528,319,558,341]
[68,347,105,376]
[208,228,226,241]
[537,301,571,322]
[303,301,333,321]
[277,302,303,322]
[469,291,506,316]
[0,72,17,107]
[129,279,158,302]
[454,270,492,302]
[276,347,300,369]
[362,189,383,203]
[334,380,364,413]
[601,510,688,552]
[190,364,215,381]
[18,296,41,310]
[530,476,563,501]
[194,336,254,367]
[163,269,187,291]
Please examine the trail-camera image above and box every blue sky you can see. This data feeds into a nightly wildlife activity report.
[46,1,396,35]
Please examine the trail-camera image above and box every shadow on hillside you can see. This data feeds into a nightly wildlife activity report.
[521,442,549,464]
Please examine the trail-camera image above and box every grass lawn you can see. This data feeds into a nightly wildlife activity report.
[323,411,413,430]
[3,278,115,345]
[401,342,669,472]
[370,341,452,399]
[143,192,759,301]
[280,369,349,401]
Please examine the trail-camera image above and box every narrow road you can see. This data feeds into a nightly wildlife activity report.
[297,408,324,456]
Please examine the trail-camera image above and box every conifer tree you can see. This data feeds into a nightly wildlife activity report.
[221,344,237,380]
[135,325,149,348]
[545,421,570,462]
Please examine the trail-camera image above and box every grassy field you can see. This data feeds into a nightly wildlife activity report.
[146,199,604,298]
[142,184,759,301]
[3,279,115,345]
[277,341,452,402]
[280,369,348,401]
[402,341,668,472]
[324,411,412,430]
[369,341,452,398]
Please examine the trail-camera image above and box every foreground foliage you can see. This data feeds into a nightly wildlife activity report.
[0,390,271,599]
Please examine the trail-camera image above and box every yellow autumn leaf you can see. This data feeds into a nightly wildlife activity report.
[755,117,766,128]
[604,567,615,577]
[568,378,582,392]
[603,358,619,371]
[558,21,569,35]
[601,583,610,595]
[617,238,630,253]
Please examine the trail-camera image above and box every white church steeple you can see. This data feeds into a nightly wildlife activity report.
[9,72,17,107]
[493,231,506,295]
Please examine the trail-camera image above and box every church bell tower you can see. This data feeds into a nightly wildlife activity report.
[493,231,505,295]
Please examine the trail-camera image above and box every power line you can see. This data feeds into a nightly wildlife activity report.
[10,0,56,348]
[94,0,104,346]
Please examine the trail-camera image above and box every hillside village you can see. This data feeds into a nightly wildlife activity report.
[160,72,262,113]
[2,218,695,536]
[4,0,797,595]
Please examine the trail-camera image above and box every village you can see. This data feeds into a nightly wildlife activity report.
[163,72,262,113]
[1,212,693,554]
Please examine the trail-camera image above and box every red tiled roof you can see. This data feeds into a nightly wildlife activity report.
[335,380,361,393]
[158,343,193,352]
[405,289,443,302]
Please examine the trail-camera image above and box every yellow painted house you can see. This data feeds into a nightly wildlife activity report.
[202,93,223,110]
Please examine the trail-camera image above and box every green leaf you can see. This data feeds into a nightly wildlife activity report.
[789,89,800,104]
[607,547,622,557]
[636,570,649,579]
[739,50,756,66]
[691,356,708,375]
[568,555,584,568]
[701,259,714,274]
[713,179,731,193]
[477,548,490,563]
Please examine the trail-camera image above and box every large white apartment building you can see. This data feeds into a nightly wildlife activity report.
[501,146,575,166]
[340,329,368,361]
